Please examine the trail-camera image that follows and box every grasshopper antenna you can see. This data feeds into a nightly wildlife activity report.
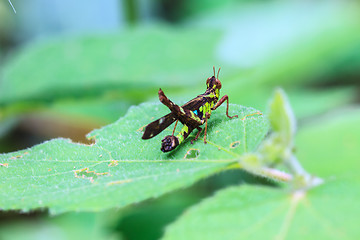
[217,67,221,79]
[213,66,216,77]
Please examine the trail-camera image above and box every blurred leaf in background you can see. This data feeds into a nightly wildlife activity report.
[1,1,359,150]
[163,108,360,240]
[0,0,360,239]
[0,211,119,240]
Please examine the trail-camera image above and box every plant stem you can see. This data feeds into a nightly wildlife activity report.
[285,155,324,189]
[240,164,293,183]
[285,155,307,176]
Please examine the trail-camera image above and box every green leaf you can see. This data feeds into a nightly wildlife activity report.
[296,108,360,178]
[253,88,296,167]
[0,103,268,214]
[162,108,360,240]
[0,27,221,105]
[45,98,133,125]
[268,88,296,141]
[224,83,356,119]
[0,26,230,124]
[163,181,360,240]
[285,87,356,119]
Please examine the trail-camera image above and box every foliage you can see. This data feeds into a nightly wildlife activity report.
[0,1,359,239]
[0,103,267,214]
[164,92,360,240]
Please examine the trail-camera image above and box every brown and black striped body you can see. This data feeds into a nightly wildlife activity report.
[142,67,238,152]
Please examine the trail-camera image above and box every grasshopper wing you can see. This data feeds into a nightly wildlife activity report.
[142,113,177,139]
[182,95,209,111]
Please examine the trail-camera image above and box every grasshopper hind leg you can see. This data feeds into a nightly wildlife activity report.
[161,124,195,152]
[161,135,179,152]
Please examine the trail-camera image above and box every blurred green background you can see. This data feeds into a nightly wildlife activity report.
[0,0,359,239]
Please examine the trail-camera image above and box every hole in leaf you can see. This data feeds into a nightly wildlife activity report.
[184,149,200,159]
[74,167,109,183]
[0,163,9,168]
[230,141,240,148]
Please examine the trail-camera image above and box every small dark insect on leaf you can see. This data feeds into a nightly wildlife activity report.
[142,67,238,152]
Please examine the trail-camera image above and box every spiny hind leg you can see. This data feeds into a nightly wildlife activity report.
[161,135,179,152]
[158,88,189,118]
[158,88,202,125]
[162,124,194,152]
[172,120,179,136]
[158,88,178,112]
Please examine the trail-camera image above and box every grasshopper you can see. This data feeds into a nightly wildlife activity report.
[142,67,238,152]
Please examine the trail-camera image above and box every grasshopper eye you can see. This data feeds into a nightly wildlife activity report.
[215,79,222,89]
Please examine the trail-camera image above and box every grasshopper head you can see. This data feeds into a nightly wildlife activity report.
[206,67,222,90]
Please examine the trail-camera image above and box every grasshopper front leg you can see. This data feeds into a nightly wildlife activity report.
[212,95,238,119]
